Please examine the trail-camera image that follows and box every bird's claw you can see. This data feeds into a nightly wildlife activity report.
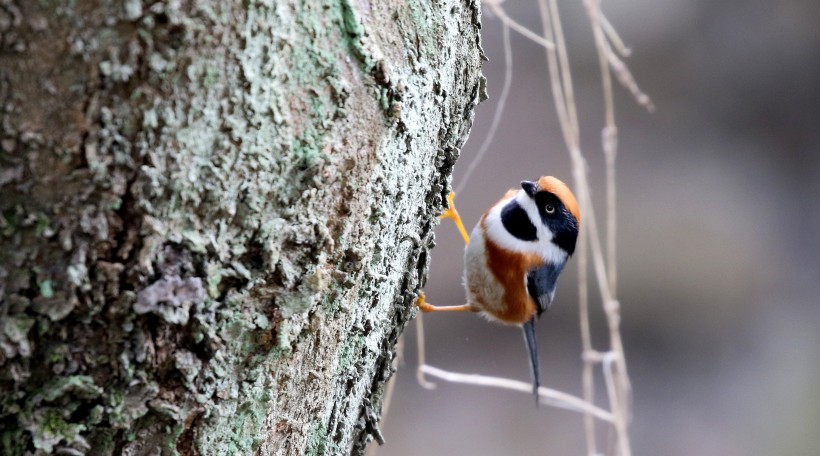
[416,292,433,312]
[439,192,458,221]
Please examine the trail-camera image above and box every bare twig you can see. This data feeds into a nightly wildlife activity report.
[415,312,437,390]
[584,0,618,296]
[600,12,631,57]
[577,204,598,455]
[484,0,556,50]
[583,1,617,452]
[419,365,614,422]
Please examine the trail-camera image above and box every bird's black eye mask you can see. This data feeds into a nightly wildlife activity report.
[533,191,578,255]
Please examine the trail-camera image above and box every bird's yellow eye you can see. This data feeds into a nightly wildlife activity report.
[545,204,555,214]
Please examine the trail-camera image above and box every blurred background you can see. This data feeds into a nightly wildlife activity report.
[375,0,820,454]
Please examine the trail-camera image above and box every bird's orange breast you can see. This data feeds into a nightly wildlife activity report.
[480,219,543,325]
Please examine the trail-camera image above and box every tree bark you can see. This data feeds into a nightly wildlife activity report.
[0,1,484,454]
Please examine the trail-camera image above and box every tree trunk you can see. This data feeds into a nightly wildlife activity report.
[0,1,484,454]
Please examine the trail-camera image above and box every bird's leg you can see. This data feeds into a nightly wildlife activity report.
[440,192,470,245]
[416,292,473,313]
[415,193,473,313]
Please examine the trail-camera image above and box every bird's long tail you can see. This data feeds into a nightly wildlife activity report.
[522,317,540,406]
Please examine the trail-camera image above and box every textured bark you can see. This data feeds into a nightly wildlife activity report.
[0,1,484,455]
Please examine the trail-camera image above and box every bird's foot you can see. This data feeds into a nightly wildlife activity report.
[416,292,472,313]
[439,192,470,245]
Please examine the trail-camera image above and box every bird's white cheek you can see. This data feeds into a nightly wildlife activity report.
[484,198,537,254]
[485,199,567,264]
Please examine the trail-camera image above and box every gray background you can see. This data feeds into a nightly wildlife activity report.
[376,0,820,454]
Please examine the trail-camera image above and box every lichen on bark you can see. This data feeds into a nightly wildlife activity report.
[0,0,484,454]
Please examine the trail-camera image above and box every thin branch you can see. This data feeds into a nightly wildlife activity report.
[601,36,655,112]
[538,3,574,157]
[548,0,581,146]
[415,313,437,389]
[577,210,598,456]
[584,0,618,301]
[603,352,630,456]
[484,1,556,50]
[419,365,614,423]
[600,12,631,57]
[604,127,618,295]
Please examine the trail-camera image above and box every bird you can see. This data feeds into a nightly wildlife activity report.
[417,176,580,404]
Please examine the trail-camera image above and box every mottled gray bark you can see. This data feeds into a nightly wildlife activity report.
[0,1,483,455]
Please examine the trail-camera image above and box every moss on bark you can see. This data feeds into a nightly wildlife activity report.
[0,0,484,454]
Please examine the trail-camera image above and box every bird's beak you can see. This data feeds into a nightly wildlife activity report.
[520,180,538,197]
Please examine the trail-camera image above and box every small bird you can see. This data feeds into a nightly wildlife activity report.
[418,176,580,403]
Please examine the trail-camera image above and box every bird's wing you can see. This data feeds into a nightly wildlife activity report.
[526,262,565,317]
